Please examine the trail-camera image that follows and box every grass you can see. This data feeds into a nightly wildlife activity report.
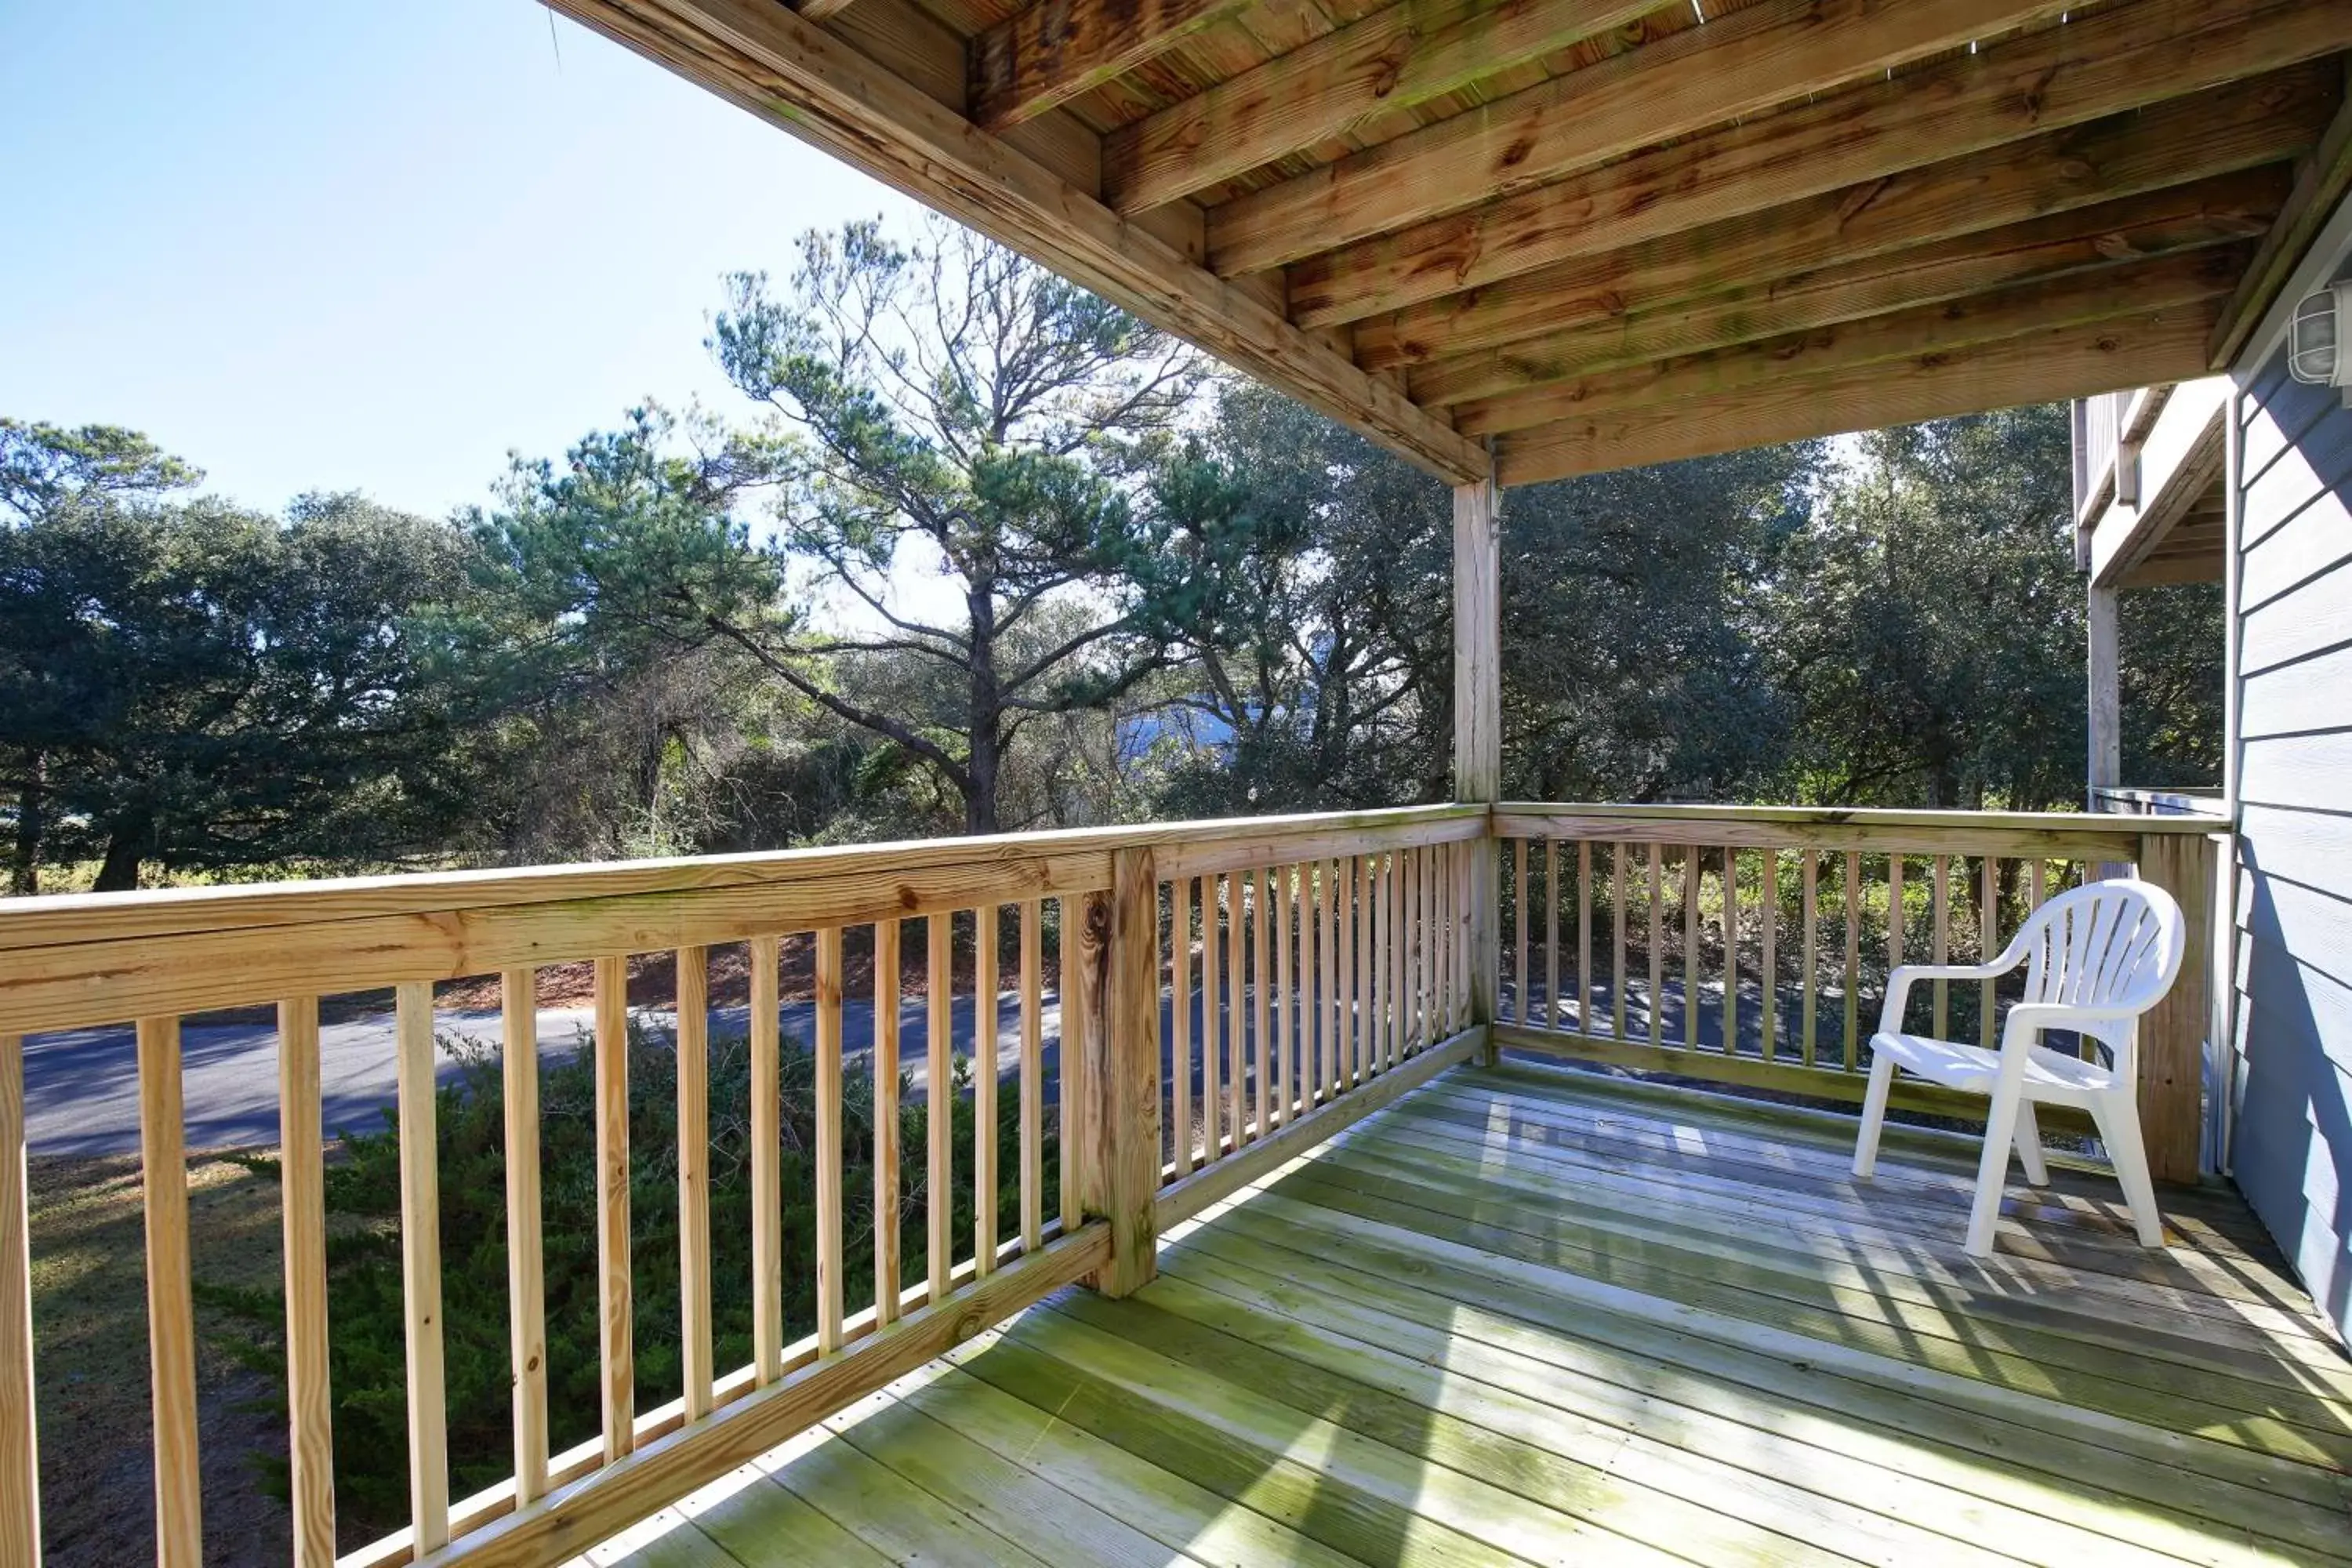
[30,1149,292,1566]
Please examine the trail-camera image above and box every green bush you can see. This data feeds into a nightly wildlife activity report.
[205,1014,1052,1541]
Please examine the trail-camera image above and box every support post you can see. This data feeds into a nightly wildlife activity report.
[1089,851,1160,1296]
[1454,477,1502,1062]
[2136,830,2217,1185]
[2086,582,2121,809]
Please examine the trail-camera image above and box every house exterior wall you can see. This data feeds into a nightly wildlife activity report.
[2227,272,2352,1340]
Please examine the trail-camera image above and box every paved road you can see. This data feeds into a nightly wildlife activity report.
[24,974,1856,1155]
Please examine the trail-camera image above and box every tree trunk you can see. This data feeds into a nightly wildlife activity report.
[95,813,150,893]
[964,581,1002,837]
[8,753,43,896]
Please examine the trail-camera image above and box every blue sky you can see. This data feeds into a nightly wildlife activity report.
[0,1,919,520]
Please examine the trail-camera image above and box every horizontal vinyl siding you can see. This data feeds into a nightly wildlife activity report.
[2231,341,2352,1338]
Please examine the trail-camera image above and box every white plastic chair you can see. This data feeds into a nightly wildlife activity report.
[1850,877,2186,1258]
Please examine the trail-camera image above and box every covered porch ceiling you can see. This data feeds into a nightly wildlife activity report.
[551,0,2352,488]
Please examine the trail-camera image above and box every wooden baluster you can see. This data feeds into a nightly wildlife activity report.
[1572,842,1591,1033]
[1356,855,1374,1080]
[1801,855,1819,1069]
[1225,872,1247,1146]
[1610,844,1628,1040]
[1513,837,1530,1025]
[1367,855,1385,1073]
[1098,847,1162,1297]
[1305,865,1325,1099]
[1426,844,1443,1044]
[678,947,716,1407]
[872,922,902,1327]
[394,983,453,1542]
[1645,844,1664,1045]
[1544,840,1560,1033]
[1274,866,1296,1112]
[1682,847,1700,1049]
[275,998,335,1564]
[1933,855,1952,1039]
[1408,848,1426,1047]
[0,1033,32,1567]
[1887,853,1907,1036]
[928,913,953,1305]
[1326,858,1345,1075]
[975,904,1000,1272]
[1199,879,1220,1165]
[1843,853,1863,1070]
[750,935,784,1373]
[1447,841,1465,1034]
[1018,902,1044,1247]
[1345,860,1364,1091]
[138,1014,205,1567]
[590,959,631,1465]
[1759,853,1777,1064]
[499,970,549,1501]
[1387,850,1406,1066]
[1721,844,1738,1056]
[1171,880,1195,1178]
[1981,857,2002,1052]
[1060,896,1083,1226]
[815,929,845,1348]
[1254,868,1273,1133]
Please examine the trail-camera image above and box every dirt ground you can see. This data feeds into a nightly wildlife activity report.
[30,1150,292,1567]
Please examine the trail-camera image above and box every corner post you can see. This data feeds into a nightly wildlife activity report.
[2135,829,2216,1185]
[1454,476,1502,1062]
[1088,849,1160,1295]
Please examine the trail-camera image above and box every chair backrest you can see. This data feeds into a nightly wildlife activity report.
[2013,878,2186,1061]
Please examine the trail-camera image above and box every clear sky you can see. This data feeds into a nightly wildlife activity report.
[0,1,921,521]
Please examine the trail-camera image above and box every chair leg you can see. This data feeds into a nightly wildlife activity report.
[1853,1051,1897,1178]
[2091,1093,2165,1247]
[2013,1100,2049,1187]
[1965,1074,2026,1258]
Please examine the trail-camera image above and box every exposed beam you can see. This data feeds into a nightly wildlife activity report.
[797,0,859,21]
[1102,0,1660,215]
[1452,245,2245,435]
[1342,75,2327,350]
[968,0,1256,131]
[2209,60,2352,367]
[1283,0,2352,324]
[1406,177,2281,407]
[548,0,1487,484]
[1494,306,2219,484]
[1208,0,2072,277]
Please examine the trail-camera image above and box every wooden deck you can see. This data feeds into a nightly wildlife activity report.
[577,1062,2352,1568]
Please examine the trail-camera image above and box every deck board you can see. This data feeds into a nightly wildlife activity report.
[586,1062,2352,1566]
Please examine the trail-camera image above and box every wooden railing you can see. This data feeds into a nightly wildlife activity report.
[1488,804,2223,1183]
[0,804,1480,1567]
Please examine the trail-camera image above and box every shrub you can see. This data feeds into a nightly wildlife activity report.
[205,1013,1051,1542]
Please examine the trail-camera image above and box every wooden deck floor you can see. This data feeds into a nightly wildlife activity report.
[579,1062,2352,1568]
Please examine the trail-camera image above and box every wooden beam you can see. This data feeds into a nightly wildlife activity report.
[2209,63,2352,367]
[1495,303,2220,484]
[1092,847,1162,1296]
[1402,176,2281,406]
[1340,75,2327,348]
[1102,0,1659,215]
[2088,583,2123,799]
[549,0,1486,484]
[969,0,1258,131]
[1208,0,2072,276]
[797,0,859,20]
[1454,476,1501,1048]
[1450,245,2247,435]
[1281,1,2352,323]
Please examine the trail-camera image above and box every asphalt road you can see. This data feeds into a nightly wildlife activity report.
[24,975,1835,1155]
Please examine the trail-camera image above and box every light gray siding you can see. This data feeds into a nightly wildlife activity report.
[2230,344,2352,1339]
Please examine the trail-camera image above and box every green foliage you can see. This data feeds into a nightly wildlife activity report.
[202,1017,1050,1537]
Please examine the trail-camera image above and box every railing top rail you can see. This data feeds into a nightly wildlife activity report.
[0,804,1484,956]
[1495,800,2222,834]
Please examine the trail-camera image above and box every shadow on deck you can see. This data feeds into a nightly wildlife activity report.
[579,1062,2352,1568]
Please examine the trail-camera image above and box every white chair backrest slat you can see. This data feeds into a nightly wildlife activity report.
[2013,880,2184,1066]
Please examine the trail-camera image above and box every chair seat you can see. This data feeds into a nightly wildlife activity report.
[1869,1030,2118,1105]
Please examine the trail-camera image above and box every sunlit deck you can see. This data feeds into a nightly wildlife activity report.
[583,1062,2352,1568]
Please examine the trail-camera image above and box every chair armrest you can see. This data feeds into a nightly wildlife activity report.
[1877,959,2017,1036]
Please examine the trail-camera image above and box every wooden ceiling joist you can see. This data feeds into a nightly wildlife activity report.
[1207,0,2078,278]
[1283,0,2350,326]
[1100,0,1661,216]
[1395,174,2284,407]
[1494,306,2223,484]
[552,0,2351,489]
[967,0,1256,130]
[553,0,1489,482]
[1450,245,2249,436]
